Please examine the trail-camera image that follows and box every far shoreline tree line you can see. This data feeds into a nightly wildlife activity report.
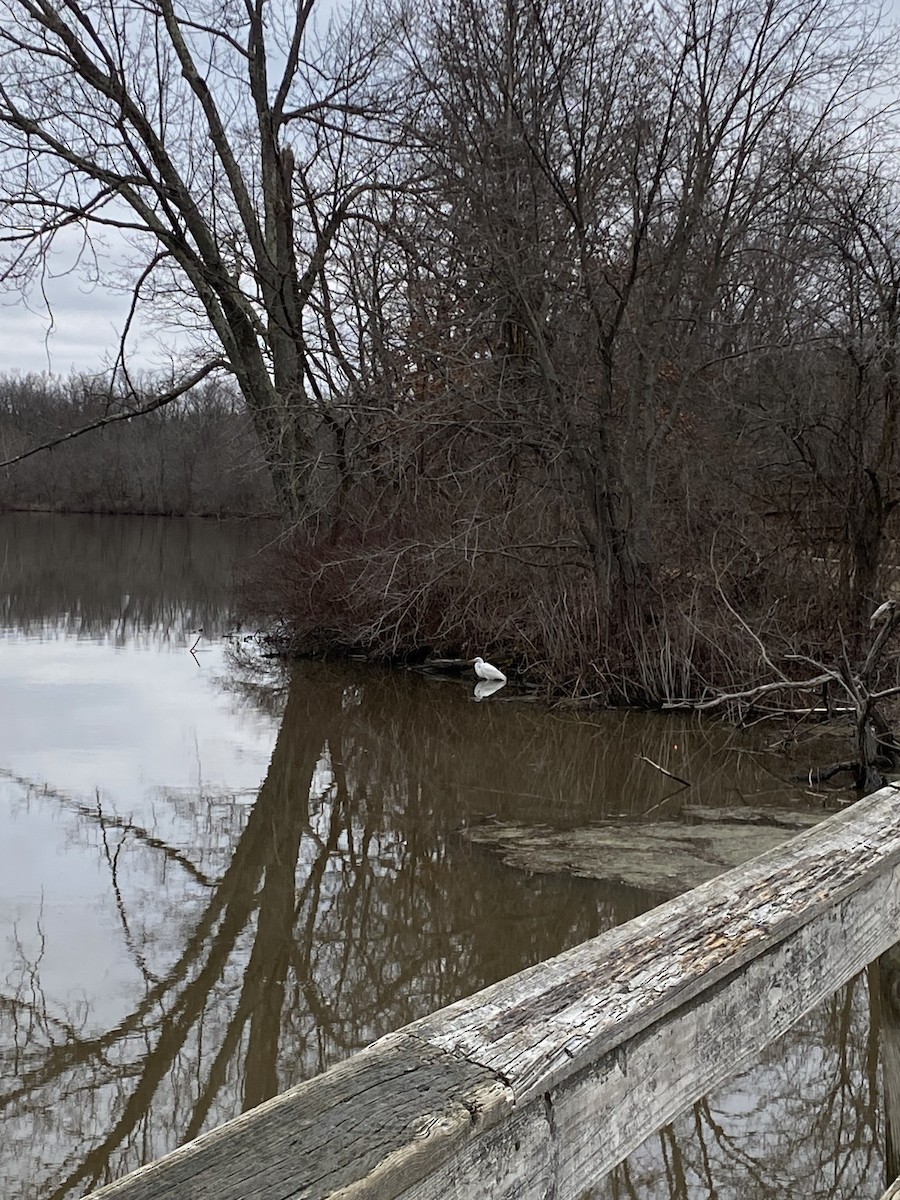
[0,372,275,517]
[1,0,900,706]
[0,372,274,518]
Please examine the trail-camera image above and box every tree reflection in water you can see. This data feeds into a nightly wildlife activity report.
[1,661,889,1198]
[605,967,883,1198]
[1,661,634,1198]
[0,514,888,1199]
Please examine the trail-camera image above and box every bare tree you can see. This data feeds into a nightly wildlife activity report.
[387,0,897,613]
[796,164,900,627]
[0,0,399,520]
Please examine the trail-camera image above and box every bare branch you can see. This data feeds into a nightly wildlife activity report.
[0,359,228,470]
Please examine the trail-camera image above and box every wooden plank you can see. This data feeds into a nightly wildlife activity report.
[393,856,900,1199]
[84,1033,511,1200]
[84,785,900,1200]
[420,786,900,1101]
[879,1180,900,1200]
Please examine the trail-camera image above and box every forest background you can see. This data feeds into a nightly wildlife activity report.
[1,0,899,701]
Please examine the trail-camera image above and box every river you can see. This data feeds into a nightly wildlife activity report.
[0,513,886,1198]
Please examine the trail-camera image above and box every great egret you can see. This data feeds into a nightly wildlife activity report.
[473,656,506,682]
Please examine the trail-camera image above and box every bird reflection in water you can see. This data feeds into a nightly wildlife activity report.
[474,678,506,702]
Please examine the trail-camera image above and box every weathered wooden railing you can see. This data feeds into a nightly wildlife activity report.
[87,785,900,1200]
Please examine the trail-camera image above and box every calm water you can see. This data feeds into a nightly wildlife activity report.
[0,513,886,1198]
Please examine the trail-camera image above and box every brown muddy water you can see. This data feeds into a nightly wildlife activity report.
[0,513,887,1198]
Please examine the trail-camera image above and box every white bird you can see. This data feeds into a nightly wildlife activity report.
[473,656,506,682]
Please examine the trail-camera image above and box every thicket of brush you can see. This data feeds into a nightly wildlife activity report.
[242,343,881,704]
[235,0,900,703]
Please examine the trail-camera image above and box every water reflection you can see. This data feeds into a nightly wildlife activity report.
[1,662,625,1197]
[474,677,506,701]
[604,969,882,1199]
[0,511,270,644]
[0,514,887,1199]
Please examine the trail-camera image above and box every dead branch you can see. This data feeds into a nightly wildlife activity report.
[0,360,227,470]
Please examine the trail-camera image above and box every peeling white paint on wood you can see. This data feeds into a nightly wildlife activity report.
[84,785,900,1200]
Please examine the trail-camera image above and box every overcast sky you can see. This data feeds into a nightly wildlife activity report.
[0,224,178,378]
[3,0,900,381]
[1,272,138,377]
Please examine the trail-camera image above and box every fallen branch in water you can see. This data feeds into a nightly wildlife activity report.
[636,754,691,789]
[664,600,900,794]
[805,762,857,785]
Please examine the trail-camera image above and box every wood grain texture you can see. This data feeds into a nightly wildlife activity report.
[417,785,900,1101]
[84,1033,512,1200]
[83,785,900,1200]
[391,858,900,1199]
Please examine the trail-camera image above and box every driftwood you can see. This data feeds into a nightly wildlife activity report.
[664,601,900,794]
[803,760,858,784]
[411,656,473,675]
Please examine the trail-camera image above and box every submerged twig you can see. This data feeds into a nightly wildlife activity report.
[636,754,691,789]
